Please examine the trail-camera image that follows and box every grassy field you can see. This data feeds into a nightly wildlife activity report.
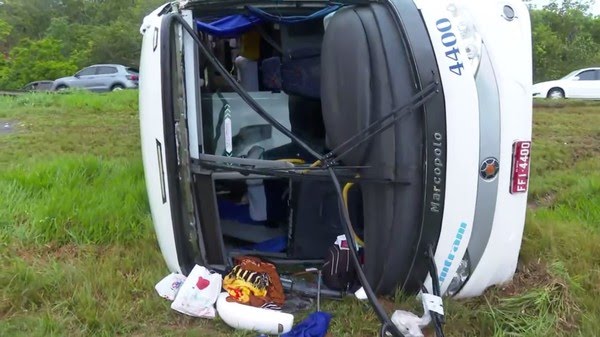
[0,91,598,337]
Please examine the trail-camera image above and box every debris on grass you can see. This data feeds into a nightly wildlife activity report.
[0,120,18,135]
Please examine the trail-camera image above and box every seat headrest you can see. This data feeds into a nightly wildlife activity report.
[261,48,321,99]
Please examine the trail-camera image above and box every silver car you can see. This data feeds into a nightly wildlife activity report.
[52,64,139,92]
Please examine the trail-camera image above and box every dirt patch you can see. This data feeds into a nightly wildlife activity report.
[486,260,581,333]
[529,192,557,209]
[495,260,551,297]
[378,297,397,313]
[166,315,203,329]
[570,133,600,162]
[11,243,94,264]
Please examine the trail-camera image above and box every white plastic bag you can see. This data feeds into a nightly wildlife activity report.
[387,293,439,337]
[354,287,367,300]
[155,273,187,301]
[171,265,223,319]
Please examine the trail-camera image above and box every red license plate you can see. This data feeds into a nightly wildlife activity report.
[510,141,531,194]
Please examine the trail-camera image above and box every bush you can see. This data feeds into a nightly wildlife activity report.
[0,38,77,89]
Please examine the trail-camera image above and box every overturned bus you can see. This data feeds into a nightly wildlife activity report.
[138,0,532,334]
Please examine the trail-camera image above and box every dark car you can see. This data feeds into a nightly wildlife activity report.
[21,81,54,92]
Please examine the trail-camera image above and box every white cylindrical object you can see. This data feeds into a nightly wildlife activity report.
[216,292,294,334]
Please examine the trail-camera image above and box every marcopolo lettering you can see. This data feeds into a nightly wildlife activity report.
[430,132,444,213]
[439,222,468,283]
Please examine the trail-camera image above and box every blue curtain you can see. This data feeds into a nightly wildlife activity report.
[196,14,262,38]
[195,5,341,37]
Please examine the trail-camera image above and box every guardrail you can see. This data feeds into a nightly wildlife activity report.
[0,90,25,96]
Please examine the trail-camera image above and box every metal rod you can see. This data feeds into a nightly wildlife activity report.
[317,269,322,312]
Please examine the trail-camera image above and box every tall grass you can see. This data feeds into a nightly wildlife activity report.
[483,261,582,337]
[0,90,149,245]
[0,92,599,336]
[0,156,151,244]
[0,91,141,166]
[0,90,139,115]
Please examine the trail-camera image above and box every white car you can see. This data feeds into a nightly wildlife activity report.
[532,67,600,99]
[138,0,532,334]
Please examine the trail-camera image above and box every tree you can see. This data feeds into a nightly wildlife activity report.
[530,1,600,82]
[0,18,12,55]
[543,0,593,14]
[0,0,60,49]
[1,0,598,88]
[86,20,141,66]
[45,17,92,67]
[0,38,77,89]
[0,0,168,88]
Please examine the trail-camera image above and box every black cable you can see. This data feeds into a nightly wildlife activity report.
[332,88,438,165]
[166,12,423,337]
[420,286,444,337]
[171,13,405,336]
[176,11,439,171]
[322,82,438,166]
[380,322,390,337]
[426,245,446,337]
[172,14,324,161]
[421,286,441,337]
[427,247,440,295]
[326,166,406,337]
[435,319,445,337]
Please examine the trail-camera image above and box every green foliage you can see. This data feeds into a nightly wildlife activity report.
[531,3,600,82]
[0,38,77,89]
[1,0,599,86]
[0,90,147,245]
[0,19,11,38]
[0,156,151,244]
[87,21,142,66]
[0,0,166,88]
[0,18,12,53]
[44,17,92,67]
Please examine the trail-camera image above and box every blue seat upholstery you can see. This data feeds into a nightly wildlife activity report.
[261,48,321,99]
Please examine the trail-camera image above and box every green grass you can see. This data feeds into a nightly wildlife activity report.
[0,92,599,336]
[0,156,150,245]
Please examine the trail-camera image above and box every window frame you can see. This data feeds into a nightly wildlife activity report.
[76,67,98,77]
[96,66,119,75]
[575,69,598,81]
